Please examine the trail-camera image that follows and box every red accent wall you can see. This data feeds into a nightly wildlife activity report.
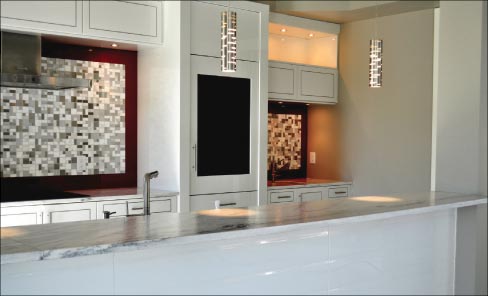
[1,41,137,198]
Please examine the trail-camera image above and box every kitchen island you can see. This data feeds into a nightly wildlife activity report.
[1,191,486,295]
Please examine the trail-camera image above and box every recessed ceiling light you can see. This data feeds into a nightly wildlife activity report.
[309,33,314,38]
[280,28,287,33]
[280,38,286,42]
[111,43,118,48]
[332,37,336,41]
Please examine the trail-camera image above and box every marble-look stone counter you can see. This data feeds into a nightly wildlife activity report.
[1,191,486,264]
[1,188,179,207]
[267,178,351,189]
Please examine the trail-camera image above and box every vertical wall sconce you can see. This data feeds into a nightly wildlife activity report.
[221,9,237,72]
[369,39,383,88]
[369,2,382,88]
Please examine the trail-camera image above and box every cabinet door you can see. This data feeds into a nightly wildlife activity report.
[44,203,96,224]
[298,66,338,104]
[190,1,259,61]
[268,61,297,101]
[297,189,323,202]
[0,1,82,34]
[1,206,43,227]
[190,191,257,211]
[190,55,258,195]
[83,0,162,44]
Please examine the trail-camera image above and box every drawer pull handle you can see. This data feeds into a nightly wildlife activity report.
[220,202,237,207]
[334,191,347,194]
[131,207,144,210]
[277,196,291,199]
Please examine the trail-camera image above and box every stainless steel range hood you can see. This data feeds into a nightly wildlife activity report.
[0,32,92,90]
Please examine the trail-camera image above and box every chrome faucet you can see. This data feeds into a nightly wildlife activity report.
[143,171,159,215]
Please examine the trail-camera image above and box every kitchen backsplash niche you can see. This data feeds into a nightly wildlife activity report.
[268,113,302,170]
[0,57,126,177]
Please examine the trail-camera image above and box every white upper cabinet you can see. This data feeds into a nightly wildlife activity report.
[269,61,297,101]
[0,1,83,34]
[83,1,163,44]
[0,1,163,45]
[298,65,337,103]
[269,61,338,104]
[190,1,260,62]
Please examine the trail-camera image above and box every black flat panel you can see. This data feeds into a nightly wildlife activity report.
[197,74,251,176]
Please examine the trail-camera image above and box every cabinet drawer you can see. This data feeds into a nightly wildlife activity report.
[299,191,322,202]
[97,197,174,218]
[83,0,162,44]
[150,199,172,213]
[269,191,294,203]
[328,187,349,198]
[190,192,257,211]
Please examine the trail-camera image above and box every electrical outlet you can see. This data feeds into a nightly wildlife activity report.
[310,152,316,164]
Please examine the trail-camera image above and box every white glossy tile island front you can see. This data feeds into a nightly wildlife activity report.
[1,192,486,294]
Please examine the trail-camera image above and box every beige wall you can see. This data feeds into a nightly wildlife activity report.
[339,9,434,195]
[307,105,342,180]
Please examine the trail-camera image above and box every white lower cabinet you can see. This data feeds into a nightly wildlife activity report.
[297,189,323,202]
[268,184,351,204]
[190,192,257,211]
[0,206,44,227]
[43,203,97,224]
[96,196,175,219]
[1,195,178,227]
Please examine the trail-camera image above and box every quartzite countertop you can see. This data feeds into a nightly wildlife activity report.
[1,191,486,264]
[1,188,179,207]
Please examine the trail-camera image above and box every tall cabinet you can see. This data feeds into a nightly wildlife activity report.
[188,1,268,211]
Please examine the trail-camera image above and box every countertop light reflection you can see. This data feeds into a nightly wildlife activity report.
[349,196,402,203]
[197,208,257,217]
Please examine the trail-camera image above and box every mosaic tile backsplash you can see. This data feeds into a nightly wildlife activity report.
[268,113,302,170]
[0,57,126,177]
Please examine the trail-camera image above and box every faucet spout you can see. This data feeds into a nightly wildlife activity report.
[143,171,159,215]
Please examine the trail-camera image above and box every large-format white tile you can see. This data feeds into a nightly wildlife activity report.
[114,226,331,295]
[0,253,114,295]
[329,210,455,295]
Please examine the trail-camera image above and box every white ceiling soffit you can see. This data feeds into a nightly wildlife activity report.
[256,1,439,24]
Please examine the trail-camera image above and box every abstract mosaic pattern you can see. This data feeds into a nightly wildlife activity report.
[0,57,126,177]
[267,113,302,170]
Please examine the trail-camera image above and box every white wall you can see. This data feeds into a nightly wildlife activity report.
[479,1,487,197]
[433,2,487,294]
[433,1,484,195]
[138,2,182,194]
[339,9,434,196]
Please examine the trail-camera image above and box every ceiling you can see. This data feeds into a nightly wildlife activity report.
[255,1,439,24]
